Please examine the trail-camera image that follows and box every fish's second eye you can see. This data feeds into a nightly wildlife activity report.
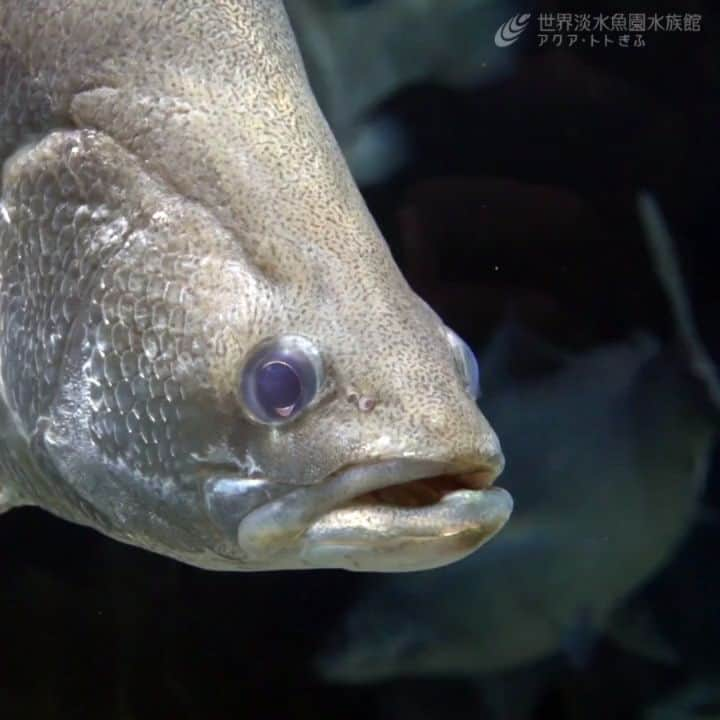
[240,335,323,424]
[446,327,481,399]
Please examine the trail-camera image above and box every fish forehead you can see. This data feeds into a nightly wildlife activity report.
[9,1,444,374]
[200,242,472,409]
[6,0,383,261]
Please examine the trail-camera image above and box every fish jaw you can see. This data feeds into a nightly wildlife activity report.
[210,458,511,571]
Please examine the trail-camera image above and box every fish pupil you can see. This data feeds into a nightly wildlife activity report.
[256,360,302,417]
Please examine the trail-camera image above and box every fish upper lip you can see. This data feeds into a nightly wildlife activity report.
[234,456,510,568]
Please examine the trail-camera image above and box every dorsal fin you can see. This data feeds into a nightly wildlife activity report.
[637,191,720,418]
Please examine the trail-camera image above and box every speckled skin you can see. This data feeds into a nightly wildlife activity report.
[0,1,505,570]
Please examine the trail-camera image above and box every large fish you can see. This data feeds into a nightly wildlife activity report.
[0,1,509,571]
[319,194,720,678]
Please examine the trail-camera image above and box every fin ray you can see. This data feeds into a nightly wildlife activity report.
[637,191,720,415]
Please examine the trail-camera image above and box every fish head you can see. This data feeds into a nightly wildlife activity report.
[204,231,511,572]
[177,201,511,571]
[30,128,509,571]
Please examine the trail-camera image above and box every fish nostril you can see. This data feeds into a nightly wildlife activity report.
[346,389,377,413]
[358,396,376,412]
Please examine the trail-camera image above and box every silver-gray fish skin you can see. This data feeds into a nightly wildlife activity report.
[0,1,510,571]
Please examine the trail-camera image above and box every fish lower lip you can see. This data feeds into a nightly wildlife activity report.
[301,485,512,572]
[235,458,512,571]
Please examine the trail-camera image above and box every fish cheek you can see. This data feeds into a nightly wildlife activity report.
[252,401,366,486]
[40,275,229,554]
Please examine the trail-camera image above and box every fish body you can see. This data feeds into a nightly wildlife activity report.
[0,1,509,571]
[319,195,719,678]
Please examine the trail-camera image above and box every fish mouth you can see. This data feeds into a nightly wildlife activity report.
[232,458,512,571]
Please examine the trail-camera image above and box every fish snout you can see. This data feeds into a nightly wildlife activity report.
[404,398,505,487]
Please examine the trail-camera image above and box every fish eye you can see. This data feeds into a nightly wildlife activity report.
[240,335,324,424]
[445,327,481,399]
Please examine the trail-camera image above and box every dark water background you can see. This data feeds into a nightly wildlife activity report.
[2,1,719,718]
